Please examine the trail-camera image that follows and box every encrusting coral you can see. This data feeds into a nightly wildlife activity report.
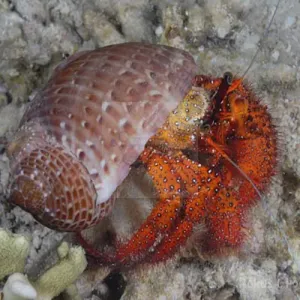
[0,230,87,300]
[0,229,30,280]
[31,242,87,300]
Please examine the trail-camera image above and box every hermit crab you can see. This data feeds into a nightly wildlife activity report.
[6,42,278,268]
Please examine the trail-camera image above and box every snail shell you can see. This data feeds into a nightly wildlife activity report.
[7,43,197,231]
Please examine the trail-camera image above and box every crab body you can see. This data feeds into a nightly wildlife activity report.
[7,43,278,267]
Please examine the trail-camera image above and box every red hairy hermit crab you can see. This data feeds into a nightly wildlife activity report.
[6,42,278,268]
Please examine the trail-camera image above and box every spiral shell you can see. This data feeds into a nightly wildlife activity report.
[7,43,197,231]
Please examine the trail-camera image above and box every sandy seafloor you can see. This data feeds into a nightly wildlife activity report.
[0,0,300,299]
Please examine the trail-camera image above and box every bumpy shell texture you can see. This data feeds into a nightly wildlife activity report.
[8,43,197,231]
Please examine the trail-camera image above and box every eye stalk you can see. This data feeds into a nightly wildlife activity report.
[223,72,233,85]
[200,72,233,128]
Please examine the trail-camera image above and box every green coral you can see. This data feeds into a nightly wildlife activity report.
[0,230,87,300]
[32,242,87,300]
[0,229,30,280]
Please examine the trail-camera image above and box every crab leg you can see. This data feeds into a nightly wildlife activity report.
[79,148,189,266]
[112,148,186,265]
[147,192,207,263]
[203,206,246,253]
[146,155,222,263]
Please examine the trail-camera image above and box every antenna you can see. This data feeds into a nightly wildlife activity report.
[217,151,300,275]
[241,0,281,79]
[214,0,300,279]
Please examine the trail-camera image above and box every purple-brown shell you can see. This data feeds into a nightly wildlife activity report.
[7,42,197,231]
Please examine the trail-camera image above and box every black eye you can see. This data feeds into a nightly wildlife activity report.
[199,119,211,131]
[223,72,233,85]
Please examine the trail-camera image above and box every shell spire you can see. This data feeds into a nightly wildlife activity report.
[7,43,197,231]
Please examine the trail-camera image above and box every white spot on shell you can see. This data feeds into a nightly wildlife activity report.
[90,169,98,175]
[118,69,127,75]
[101,102,109,112]
[100,160,106,168]
[76,149,84,158]
[61,135,67,143]
[81,121,87,128]
[60,122,66,129]
[134,78,146,85]
[176,58,184,65]
[125,60,132,68]
[126,87,133,95]
[118,118,128,127]
[85,140,94,147]
[149,90,162,97]
[95,183,102,190]
[96,114,102,122]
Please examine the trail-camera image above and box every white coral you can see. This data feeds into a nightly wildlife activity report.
[3,273,37,300]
